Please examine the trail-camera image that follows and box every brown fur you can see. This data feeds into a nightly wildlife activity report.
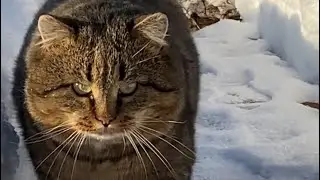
[12,0,199,180]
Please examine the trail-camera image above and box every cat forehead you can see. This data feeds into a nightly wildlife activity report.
[36,12,168,50]
[79,22,131,38]
[32,12,169,70]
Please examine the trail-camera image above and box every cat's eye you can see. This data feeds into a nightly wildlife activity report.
[119,81,137,95]
[73,83,92,95]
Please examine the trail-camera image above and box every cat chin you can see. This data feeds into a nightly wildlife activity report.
[84,131,125,142]
[81,132,126,151]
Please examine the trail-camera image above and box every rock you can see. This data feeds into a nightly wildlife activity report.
[301,102,319,110]
[1,101,20,180]
[177,0,242,31]
[190,13,220,31]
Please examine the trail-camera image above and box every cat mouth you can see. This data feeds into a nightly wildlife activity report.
[73,115,133,139]
[95,124,123,135]
[87,130,125,141]
[77,121,131,141]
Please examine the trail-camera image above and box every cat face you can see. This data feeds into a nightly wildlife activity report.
[24,13,185,147]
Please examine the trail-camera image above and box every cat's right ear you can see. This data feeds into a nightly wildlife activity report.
[132,12,169,46]
[37,14,74,47]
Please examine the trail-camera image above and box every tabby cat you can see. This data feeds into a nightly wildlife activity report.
[12,0,199,179]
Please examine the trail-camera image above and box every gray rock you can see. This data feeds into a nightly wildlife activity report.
[1,101,20,180]
[177,0,241,31]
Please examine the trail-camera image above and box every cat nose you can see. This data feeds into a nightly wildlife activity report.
[95,114,114,127]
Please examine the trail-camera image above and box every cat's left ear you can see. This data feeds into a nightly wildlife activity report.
[132,12,169,46]
[37,14,74,47]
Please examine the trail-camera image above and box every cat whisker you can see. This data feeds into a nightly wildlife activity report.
[139,125,195,156]
[45,132,79,180]
[71,134,86,180]
[129,131,149,180]
[25,122,73,141]
[136,55,160,65]
[125,130,147,179]
[121,135,126,155]
[25,127,71,144]
[131,130,159,178]
[142,120,186,124]
[128,54,160,71]
[130,129,177,179]
[132,41,151,58]
[138,127,194,160]
[35,130,76,171]
[57,132,81,180]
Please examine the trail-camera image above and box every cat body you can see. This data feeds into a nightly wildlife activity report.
[12,0,199,179]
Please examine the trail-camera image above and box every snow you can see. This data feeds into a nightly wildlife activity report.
[1,0,319,180]
[192,19,319,180]
[1,1,45,179]
[236,0,319,84]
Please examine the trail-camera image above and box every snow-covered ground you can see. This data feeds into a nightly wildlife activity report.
[236,0,319,84]
[192,19,318,180]
[1,0,319,180]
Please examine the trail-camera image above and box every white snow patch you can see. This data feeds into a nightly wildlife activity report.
[192,20,319,180]
[236,0,319,84]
